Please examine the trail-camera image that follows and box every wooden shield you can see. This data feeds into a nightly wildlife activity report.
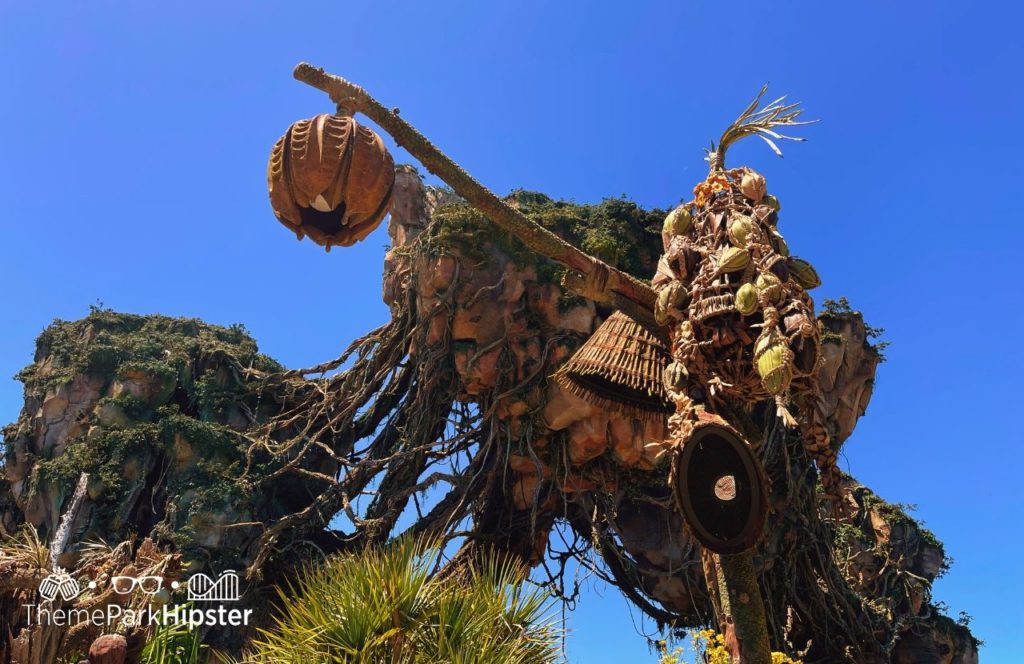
[672,421,768,554]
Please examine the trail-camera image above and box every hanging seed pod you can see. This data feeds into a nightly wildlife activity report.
[764,194,781,212]
[752,205,773,225]
[755,272,783,304]
[663,206,693,237]
[727,216,755,248]
[717,246,750,273]
[655,285,677,325]
[671,282,691,309]
[268,114,395,250]
[769,230,789,256]
[767,256,790,282]
[735,283,759,315]
[788,257,822,289]
[655,291,670,326]
[664,361,688,390]
[755,333,792,395]
[740,170,767,202]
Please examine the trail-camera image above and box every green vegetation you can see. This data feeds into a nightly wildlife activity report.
[247,538,560,664]
[139,611,214,664]
[4,308,289,570]
[17,306,279,393]
[0,524,49,569]
[429,191,665,283]
[821,297,890,359]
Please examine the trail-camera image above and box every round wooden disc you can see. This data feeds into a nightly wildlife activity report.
[672,422,768,554]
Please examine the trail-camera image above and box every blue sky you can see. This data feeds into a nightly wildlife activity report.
[1,1,1022,661]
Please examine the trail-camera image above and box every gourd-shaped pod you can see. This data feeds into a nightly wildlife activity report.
[655,284,685,326]
[268,114,395,250]
[788,257,822,289]
[727,215,755,248]
[671,419,769,554]
[663,361,688,391]
[740,169,767,202]
[769,230,789,256]
[755,272,783,305]
[783,312,814,337]
[670,282,691,309]
[735,283,759,315]
[754,330,792,395]
[717,246,750,273]
[663,206,693,237]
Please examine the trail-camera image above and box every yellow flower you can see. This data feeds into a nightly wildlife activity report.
[685,629,803,664]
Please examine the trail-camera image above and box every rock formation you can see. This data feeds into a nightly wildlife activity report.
[0,168,978,662]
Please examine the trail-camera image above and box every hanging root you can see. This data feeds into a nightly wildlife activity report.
[240,244,490,579]
[797,396,843,508]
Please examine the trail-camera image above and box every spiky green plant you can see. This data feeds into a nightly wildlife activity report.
[76,537,116,569]
[246,538,560,664]
[1,524,50,570]
[139,610,208,664]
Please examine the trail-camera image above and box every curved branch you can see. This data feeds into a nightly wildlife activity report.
[292,62,657,327]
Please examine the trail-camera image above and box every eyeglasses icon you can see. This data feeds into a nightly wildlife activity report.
[110,576,164,595]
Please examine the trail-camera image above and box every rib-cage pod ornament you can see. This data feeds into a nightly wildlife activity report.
[268,113,395,250]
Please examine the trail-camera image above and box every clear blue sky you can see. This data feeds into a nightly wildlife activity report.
[1,2,1021,661]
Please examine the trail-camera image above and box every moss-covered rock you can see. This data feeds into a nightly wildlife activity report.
[427,190,665,284]
[1,308,326,573]
[829,476,979,662]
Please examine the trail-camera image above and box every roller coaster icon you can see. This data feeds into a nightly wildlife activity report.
[186,570,240,602]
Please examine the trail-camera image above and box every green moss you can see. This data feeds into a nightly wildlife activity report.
[34,423,156,500]
[426,192,665,283]
[821,331,845,346]
[17,308,280,396]
[820,296,889,360]
[5,308,285,570]
[833,522,863,549]
[834,483,952,582]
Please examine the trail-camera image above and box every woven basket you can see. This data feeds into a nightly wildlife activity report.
[554,311,672,421]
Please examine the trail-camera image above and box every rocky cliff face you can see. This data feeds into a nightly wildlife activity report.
[0,312,342,661]
[1,312,327,569]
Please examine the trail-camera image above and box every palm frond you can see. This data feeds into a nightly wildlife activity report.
[245,537,561,663]
[76,537,116,568]
[705,84,818,171]
[2,525,50,570]
[139,608,211,664]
